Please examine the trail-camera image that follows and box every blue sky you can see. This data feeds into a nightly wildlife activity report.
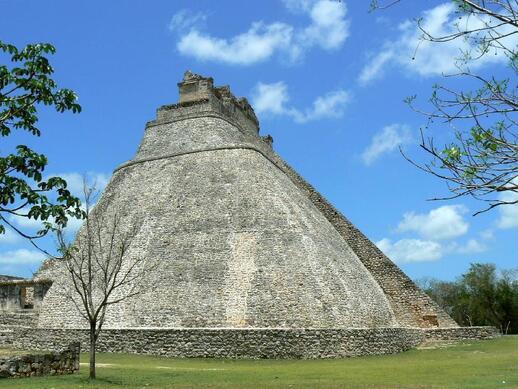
[1,0,516,280]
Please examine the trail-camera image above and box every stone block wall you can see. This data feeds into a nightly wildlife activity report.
[0,311,38,328]
[261,149,459,329]
[0,280,52,311]
[124,96,459,330]
[423,326,501,342]
[0,326,500,359]
[0,342,79,378]
[5,328,424,359]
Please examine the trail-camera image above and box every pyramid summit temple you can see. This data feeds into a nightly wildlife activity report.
[0,72,498,358]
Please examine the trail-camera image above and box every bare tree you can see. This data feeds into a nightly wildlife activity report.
[56,184,154,379]
[372,0,517,214]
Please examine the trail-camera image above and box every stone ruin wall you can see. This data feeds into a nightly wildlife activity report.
[35,73,456,330]
[0,326,500,360]
[269,159,459,329]
[1,328,425,359]
[134,79,458,329]
[0,72,501,359]
[0,343,79,379]
[37,142,398,329]
[0,280,51,311]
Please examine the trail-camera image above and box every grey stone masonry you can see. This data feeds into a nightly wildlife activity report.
[0,279,52,311]
[0,327,499,359]
[3,328,423,359]
[9,70,498,359]
[423,326,501,342]
[0,342,79,378]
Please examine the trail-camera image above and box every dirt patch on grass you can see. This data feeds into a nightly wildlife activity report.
[155,366,227,371]
[79,362,116,368]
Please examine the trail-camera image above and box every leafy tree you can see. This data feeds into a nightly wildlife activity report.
[496,268,518,333]
[418,277,471,325]
[0,41,84,250]
[371,1,517,215]
[418,263,518,333]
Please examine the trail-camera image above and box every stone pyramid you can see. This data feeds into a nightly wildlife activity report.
[25,71,495,358]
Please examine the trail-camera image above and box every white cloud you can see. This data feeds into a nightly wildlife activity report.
[168,10,207,32]
[397,205,469,240]
[301,0,349,50]
[497,182,518,229]
[252,82,291,115]
[177,23,295,65]
[51,172,110,198]
[0,228,21,245]
[0,249,45,265]
[359,3,518,83]
[454,239,487,254]
[361,123,411,165]
[378,204,492,264]
[308,90,351,120]
[252,81,350,123]
[282,0,312,12]
[480,229,495,240]
[497,202,518,229]
[8,213,84,236]
[376,238,487,262]
[376,238,443,263]
[172,0,349,65]
[377,236,488,263]
[358,51,394,85]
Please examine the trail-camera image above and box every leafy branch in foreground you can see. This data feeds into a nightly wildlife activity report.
[403,71,517,214]
[372,1,517,214]
[0,41,85,249]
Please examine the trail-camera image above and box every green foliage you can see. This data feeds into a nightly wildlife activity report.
[0,41,84,242]
[374,1,518,213]
[420,263,518,334]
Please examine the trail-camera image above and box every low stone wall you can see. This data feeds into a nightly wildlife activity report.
[0,342,79,378]
[0,327,499,360]
[423,326,500,342]
[7,328,424,359]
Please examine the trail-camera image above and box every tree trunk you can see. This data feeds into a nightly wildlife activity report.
[89,322,96,379]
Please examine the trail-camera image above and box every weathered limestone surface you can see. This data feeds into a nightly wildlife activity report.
[0,343,79,378]
[10,71,489,358]
[0,280,51,311]
[423,326,501,341]
[0,327,499,359]
[5,328,424,359]
[0,310,37,328]
[36,72,410,330]
[38,144,397,329]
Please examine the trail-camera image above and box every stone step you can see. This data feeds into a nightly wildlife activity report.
[0,309,38,315]
[0,311,38,327]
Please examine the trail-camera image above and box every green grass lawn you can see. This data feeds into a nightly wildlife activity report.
[0,336,516,388]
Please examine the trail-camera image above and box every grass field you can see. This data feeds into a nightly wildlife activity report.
[0,336,516,388]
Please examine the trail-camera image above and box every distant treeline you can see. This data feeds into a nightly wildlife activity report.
[417,263,518,334]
